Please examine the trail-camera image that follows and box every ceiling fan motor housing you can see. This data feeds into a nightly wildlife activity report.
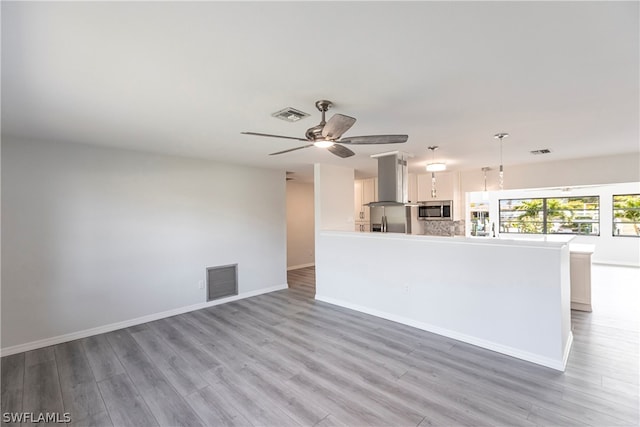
[305,124,325,141]
[306,100,333,141]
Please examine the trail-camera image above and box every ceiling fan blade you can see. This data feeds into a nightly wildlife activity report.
[339,135,408,145]
[322,114,356,140]
[242,132,309,142]
[327,143,355,158]
[269,144,315,156]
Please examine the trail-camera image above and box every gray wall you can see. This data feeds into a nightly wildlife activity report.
[1,139,287,350]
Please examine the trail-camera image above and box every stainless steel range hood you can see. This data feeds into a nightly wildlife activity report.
[367,151,412,207]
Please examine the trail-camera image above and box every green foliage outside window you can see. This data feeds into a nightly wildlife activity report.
[613,194,640,237]
[499,196,599,235]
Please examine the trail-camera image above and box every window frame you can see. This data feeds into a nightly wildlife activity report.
[499,196,600,236]
[612,194,640,238]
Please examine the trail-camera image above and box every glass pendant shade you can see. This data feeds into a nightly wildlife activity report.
[431,172,437,198]
[494,133,509,190]
[426,145,444,198]
[482,167,490,200]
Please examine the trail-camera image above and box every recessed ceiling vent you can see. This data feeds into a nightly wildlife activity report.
[530,148,552,155]
[272,107,310,122]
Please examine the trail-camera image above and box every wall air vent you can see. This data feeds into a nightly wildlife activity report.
[530,149,552,155]
[272,107,310,122]
[206,264,238,301]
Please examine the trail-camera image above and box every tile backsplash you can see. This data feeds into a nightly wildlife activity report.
[422,220,466,236]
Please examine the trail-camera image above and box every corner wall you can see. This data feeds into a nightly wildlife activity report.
[313,163,355,233]
[1,139,287,352]
[286,181,315,269]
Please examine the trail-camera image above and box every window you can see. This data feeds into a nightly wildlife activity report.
[613,194,640,237]
[499,198,544,234]
[499,196,599,235]
[546,196,599,235]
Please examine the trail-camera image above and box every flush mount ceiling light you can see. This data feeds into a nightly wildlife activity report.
[494,133,509,190]
[425,146,446,172]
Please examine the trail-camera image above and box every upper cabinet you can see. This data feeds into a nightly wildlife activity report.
[407,173,418,204]
[354,178,376,222]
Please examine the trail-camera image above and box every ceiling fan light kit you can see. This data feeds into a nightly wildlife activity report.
[242,99,408,158]
[314,140,334,148]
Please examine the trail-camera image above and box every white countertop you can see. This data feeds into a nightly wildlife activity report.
[331,230,596,253]
[323,230,570,249]
[568,243,596,254]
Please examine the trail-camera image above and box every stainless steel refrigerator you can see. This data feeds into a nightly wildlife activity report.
[370,205,418,234]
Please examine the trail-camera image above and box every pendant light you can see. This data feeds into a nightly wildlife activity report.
[481,167,490,200]
[494,133,509,190]
[425,146,446,172]
[426,146,445,198]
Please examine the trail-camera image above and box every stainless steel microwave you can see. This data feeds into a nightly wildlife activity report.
[417,200,453,220]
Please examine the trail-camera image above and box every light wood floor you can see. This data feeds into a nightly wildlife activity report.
[2,265,638,426]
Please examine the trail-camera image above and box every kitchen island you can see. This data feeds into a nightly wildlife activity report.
[315,231,573,371]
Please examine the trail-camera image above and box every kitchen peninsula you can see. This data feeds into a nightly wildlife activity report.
[315,231,573,371]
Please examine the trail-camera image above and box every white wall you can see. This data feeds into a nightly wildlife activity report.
[1,139,287,351]
[313,163,355,232]
[459,153,640,193]
[286,181,315,269]
[316,232,572,371]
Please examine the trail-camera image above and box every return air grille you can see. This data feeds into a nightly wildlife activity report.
[271,107,310,122]
[530,148,552,155]
[207,264,238,301]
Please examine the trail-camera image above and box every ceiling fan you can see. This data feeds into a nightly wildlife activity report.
[241,100,408,158]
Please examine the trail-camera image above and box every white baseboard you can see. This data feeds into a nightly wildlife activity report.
[593,261,640,268]
[562,331,574,369]
[315,294,570,372]
[571,302,592,312]
[287,262,315,271]
[0,284,287,357]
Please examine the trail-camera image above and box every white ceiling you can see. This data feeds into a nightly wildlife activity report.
[2,1,638,181]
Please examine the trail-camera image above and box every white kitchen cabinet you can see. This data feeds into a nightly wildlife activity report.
[354,180,363,221]
[570,245,594,312]
[354,222,370,232]
[354,178,376,222]
[407,173,418,204]
[364,178,376,203]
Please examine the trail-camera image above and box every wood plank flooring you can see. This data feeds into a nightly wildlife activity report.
[2,265,638,426]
